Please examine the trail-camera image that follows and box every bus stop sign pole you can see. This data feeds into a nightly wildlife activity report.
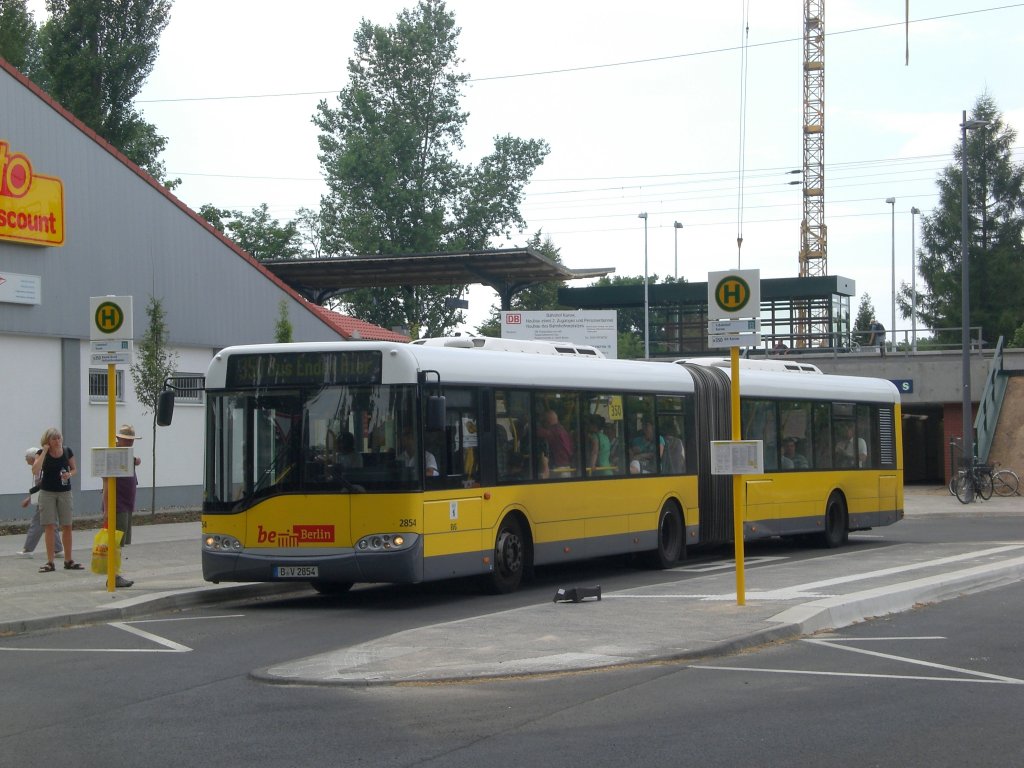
[731,347,745,605]
[707,270,761,606]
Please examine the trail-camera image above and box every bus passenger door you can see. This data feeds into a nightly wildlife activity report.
[421,496,485,580]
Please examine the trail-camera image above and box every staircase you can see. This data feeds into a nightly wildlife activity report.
[976,337,1024,472]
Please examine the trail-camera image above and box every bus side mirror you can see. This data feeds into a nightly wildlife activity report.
[156,390,176,427]
[426,395,446,432]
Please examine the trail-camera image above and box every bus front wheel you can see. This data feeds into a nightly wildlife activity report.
[643,502,685,569]
[487,515,526,594]
[820,493,849,549]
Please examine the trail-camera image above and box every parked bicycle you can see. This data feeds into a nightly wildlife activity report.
[949,461,994,504]
[990,463,1020,497]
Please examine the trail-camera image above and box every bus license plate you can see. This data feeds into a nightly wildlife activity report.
[275,565,318,578]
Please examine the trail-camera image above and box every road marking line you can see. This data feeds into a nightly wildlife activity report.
[108,621,191,652]
[688,665,1023,685]
[787,544,1024,592]
[675,556,788,573]
[804,637,1024,683]
[0,614,242,653]
[691,635,1024,685]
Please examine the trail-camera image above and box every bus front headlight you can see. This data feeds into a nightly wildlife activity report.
[355,533,414,552]
[204,534,242,551]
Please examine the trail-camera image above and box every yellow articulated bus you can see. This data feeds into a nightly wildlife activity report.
[177,340,902,594]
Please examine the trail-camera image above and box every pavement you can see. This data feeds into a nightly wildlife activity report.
[3,487,1024,686]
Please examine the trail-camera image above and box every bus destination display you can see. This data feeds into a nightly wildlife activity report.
[226,351,382,387]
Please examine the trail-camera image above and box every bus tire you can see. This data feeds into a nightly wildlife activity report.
[488,515,526,594]
[820,493,849,549]
[311,581,354,595]
[643,502,685,569]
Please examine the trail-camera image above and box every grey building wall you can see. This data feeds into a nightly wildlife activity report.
[0,66,338,347]
[796,349,1010,406]
[1,63,347,523]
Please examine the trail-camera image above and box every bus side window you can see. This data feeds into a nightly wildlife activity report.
[857,405,874,468]
[497,390,532,483]
[742,399,778,472]
[812,402,832,468]
[439,388,479,487]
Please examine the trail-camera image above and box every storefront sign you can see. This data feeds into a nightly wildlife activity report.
[0,140,64,246]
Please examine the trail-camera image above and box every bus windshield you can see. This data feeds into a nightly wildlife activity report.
[204,383,421,509]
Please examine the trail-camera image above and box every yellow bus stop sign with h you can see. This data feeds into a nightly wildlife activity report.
[89,296,133,593]
[708,271,760,319]
[706,270,760,606]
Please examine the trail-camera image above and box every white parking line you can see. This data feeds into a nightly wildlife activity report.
[691,636,1024,685]
[0,614,243,653]
[805,636,1024,684]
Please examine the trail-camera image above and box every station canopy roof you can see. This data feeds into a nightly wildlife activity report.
[263,248,614,308]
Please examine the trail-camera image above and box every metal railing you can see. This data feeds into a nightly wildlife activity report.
[758,326,988,358]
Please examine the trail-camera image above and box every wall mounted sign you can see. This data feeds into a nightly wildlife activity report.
[0,140,65,246]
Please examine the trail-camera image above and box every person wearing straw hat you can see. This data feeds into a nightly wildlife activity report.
[100,424,142,588]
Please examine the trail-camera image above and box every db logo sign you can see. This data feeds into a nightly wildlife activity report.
[505,313,522,324]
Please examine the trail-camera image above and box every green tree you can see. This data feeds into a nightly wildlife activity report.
[129,295,178,514]
[197,203,230,234]
[0,0,41,75]
[222,203,304,261]
[904,94,1024,345]
[294,206,325,259]
[314,0,549,337]
[274,298,293,342]
[476,232,567,336]
[37,0,177,187]
[853,293,876,340]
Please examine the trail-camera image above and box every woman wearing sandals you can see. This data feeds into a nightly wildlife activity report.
[32,428,85,573]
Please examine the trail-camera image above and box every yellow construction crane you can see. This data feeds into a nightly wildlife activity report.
[799,0,826,280]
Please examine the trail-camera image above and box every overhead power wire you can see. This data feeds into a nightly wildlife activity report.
[136,4,1023,104]
[736,0,751,268]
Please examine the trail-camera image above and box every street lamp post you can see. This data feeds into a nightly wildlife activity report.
[910,206,921,351]
[639,212,649,358]
[960,111,990,483]
[885,197,896,350]
[673,221,683,281]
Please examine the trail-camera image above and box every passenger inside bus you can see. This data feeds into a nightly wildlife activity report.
[834,423,867,468]
[396,429,438,477]
[630,420,663,474]
[604,422,622,471]
[587,415,613,476]
[780,436,809,469]
[336,431,363,469]
[536,408,574,476]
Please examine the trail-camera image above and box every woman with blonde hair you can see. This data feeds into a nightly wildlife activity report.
[18,446,64,558]
[32,427,83,573]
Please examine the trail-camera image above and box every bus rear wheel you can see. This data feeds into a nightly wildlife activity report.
[820,493,849,549]
[487,515,526,594]
[643,502,685,569]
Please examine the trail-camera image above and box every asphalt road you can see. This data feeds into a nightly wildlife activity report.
[1,511,1021,768]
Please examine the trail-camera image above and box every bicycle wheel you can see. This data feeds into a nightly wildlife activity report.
[977,469,994,500]
[993,469,1019,497]
[954,473,974,504]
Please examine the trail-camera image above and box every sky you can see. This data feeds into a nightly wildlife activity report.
[28,1,1024,336]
